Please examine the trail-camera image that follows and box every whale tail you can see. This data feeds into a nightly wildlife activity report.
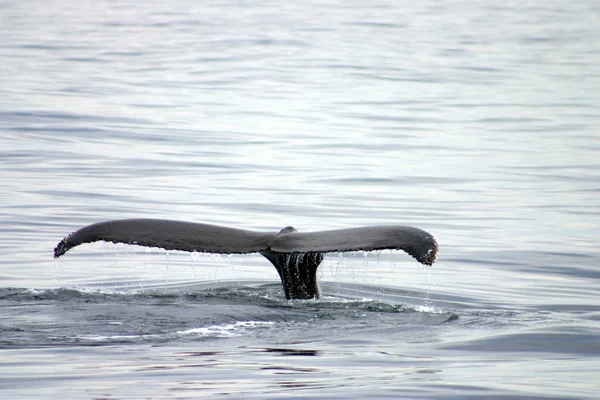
[54,219,438,299]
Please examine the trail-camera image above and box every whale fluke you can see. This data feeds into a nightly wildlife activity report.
[270,226,438,266]
[53,219,274,258]
[54,219,438,299]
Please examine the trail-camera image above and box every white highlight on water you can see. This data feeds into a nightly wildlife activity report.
[177,321,276,338]
[73,321,276,342]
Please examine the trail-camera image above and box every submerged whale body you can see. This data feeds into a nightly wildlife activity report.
[54,219,438,300]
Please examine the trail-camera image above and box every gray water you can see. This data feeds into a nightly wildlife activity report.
[2,0,600,398]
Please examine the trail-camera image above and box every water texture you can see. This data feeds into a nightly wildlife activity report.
[1,0,600,398]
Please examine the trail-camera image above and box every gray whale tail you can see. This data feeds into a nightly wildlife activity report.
[54,219,438,299]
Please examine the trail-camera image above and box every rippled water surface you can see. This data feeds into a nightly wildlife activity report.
[2,0,600,398]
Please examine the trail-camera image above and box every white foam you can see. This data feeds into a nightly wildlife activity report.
[177,321,276,338]
[414,304,443,313]
[74,333,160,342]
[70,321,275,342]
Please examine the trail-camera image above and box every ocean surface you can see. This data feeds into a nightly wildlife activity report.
[2,0,600,398]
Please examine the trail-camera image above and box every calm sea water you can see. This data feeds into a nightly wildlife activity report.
[2,0,600,398]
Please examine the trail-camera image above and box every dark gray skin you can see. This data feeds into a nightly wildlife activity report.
[54,219,439,300]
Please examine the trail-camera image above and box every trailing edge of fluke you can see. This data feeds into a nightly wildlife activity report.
[54,219,438,299]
